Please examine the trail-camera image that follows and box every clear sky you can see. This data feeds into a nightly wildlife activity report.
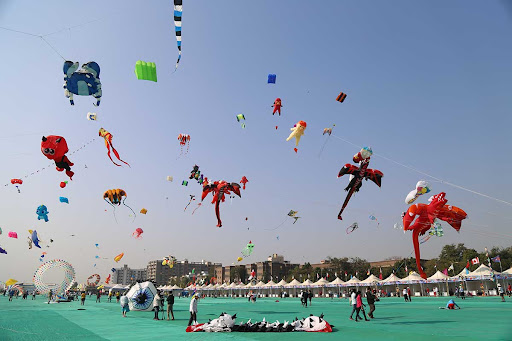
[0,0,511,284]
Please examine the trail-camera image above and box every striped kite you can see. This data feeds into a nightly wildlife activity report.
[173,0,182,70]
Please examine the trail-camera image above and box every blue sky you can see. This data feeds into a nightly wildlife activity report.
[1,0,511,283]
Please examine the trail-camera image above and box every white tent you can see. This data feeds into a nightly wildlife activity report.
[227,282,238,288]
[170,285,182,290]
[313,278,330,286]
[276,279,288,286]
[401,271,425,283]
[264,280,277,287]
[344,277,361,285]
[452,268,470,280]
[302,279,314,287]
[254,281,266,288]
[359,275,382,286]
[381,274,402,285]
[108,284,127,294]
[285,279,302,287]
[328,277,345,286]
[467,264,500,279]
[503,267,512,275]
[427,271,451,282]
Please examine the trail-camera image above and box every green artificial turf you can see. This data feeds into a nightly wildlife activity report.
[0,295,510,340]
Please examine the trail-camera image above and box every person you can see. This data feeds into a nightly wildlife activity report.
[108,291,113,302]
[426,288,430,296]
[116,291,120,303]
[441,299,460,310]
[355,291,370,321]
[349,289,358,320]
[120,294,129,317]
[47,290,53,304]
[153,291,162,320]
[188,294,199,326]
[402,288,408,302]
[8,290,14,301]
[507,284,511,297]
[96,291,101,303]
[167,291,175,320]
[407,287,412,301]
[81,291,86,306]
[366,288,377,318]
[498,284,505,302]
[459,286,465,300]
[32,291,36,300]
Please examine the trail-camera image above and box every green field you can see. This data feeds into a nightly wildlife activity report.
[0,295,510,340]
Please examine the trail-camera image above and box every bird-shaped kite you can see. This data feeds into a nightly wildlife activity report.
[201,180,242,227]
[403,192,467,279]
[337,147,383,220]
[98,128,130,167]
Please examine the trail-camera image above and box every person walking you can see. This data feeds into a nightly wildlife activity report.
[167,291,175,320]
[47,290,53,304]
[366,288,377,318]
[308,290,313,306]
[188,294,199,326]
[407,287,412,301]
[116,291,120,303]
[96,291,101,303]
[498,284,506,302]
[80,291,86,306]
[108,291,113,302]
[120,294,129,317]
[153,291,162,320]
[507,284,511,298]
[8,290,14,301]
[32,291,36,300]
[349,289,357,320]
[355,291,370,321]
[402,288,409,302]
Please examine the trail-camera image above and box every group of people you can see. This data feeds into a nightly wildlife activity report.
[403,287,412,302]
[349,288,379,321]
[149,290,176,321]
[300,290,313,307]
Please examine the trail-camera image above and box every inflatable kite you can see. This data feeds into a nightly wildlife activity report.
[173,0,182,71]
[31,230,41,248]
[87,112,97,121]
[162,255,176,268]
[0,246,6,254]
[402,192,467,279]
[63,61,102,106]
[41,135,74,179]
[337,147,383,220]
[127,281,157,311]
[189,165,205,184]
[268,74,276,84]
[368,214,379,227]
[103,189,136,221]
[336,92,347,103]
[240,176,248,190]
[10,179,22,193]
[272,98,282,116]
[36,205,49,222]
[178,134,190,156]
[405,180,432,204]
[323,128,333,136]
[33,259,75,297]
[132,228,143,239]
[8,231,17,239]
[346,222,359,234]
[87,274,101,286]
[60,181,68,188]
[201,180,242,227]
[99,128,130,167]
[135,60,157,82]
[166,176,174,182]
[286,121,307,153]
[236,114,246,129]
[59,197,69,204]
[105,274,111,284]
[241,241,254,258]
[114,253,124,263]
[140,208,147,214]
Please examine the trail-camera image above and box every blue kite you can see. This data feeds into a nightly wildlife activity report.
[59,197,69,204]
[36,205,49,222]
[63,61,102,106]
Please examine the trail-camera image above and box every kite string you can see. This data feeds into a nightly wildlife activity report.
[330,134,512,207]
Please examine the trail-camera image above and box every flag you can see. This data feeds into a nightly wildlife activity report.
[471,257,479,265]
[317,273,320,280]
[367,269,370,276]
[379,267,383,280]
[465,260,470,269]
[485,247,491,267]
[334,272,337,278]
[405,264,408,273]
[448,263,454,271]
[327,273,330,279]
[355,271,358,277]
[492,256,501,263]
[442,268,448,276]
[465,268,469,275]
[344,271,347,279]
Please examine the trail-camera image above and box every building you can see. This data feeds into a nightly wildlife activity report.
[146,259,216,286]
[221,254,299,283]
[113,265,147,285]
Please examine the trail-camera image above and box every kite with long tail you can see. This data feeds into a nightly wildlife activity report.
[337,147,383,220]
[184,194,195,211]
[173,0,182,71]
[99,128,130,167]
[201,180,241,227]
[103,189,136,222]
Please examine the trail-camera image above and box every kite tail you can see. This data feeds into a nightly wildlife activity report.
[412,229,427,279]
[105,199,118,223]
[110,143,130,167]
[192,203,202,215]
[215,200,222,227]
[122,198,136,222]
[105,141,122,167]
[338,189,355,220]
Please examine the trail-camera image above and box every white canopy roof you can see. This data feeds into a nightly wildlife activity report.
[264,280,277,287]
[381,273,402,284]
[329,277,345,285]
[276,279,288,286]
[302,279,314,287]
[254,281,266,288]
[427,271,450,281]
[170,285,182,290]
[401,271,425,282]
[468,264,500,277]
[227,282,238,288]
[285,279,302,287]
[345,277,361,285]
[360,274,382,285]
[503,267,512,275]
[313,278,330,286]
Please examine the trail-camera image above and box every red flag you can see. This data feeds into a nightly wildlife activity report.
[405,264,408,273]
[465,260,470,269]
[327,273,330,279]
[379,267,383,280]
[442,268,448,276]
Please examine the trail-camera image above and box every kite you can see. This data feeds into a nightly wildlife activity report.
[403,192,467,279]
[167,176,174,182]
[132,228,144,239]
[286,120,307,153]
[27,235,33,249]
[87,112,97,121]
[41,135,74,179]
[292,216,301,224]
[189,165,205,184]
[0,227,2,235]
[241,241,254,258]
[114,253,124,263]
[323,128,333,136]
[98,128,130,167]
[405,180,432,204]
[346,222,359,234]
[103,189,136,221]
[178,134,191,156]
[127,282,157,311]
[105,274,111,284]
[368,214,379,227]
[6,279,17,286]
[288,210,298,217]
[95,243,99,248]
[268,74,276,84]
[336,92,347,103]
[184,194,196,211]
[60,181,68,188]
[337,147,383,220]
[237,257,243,262]
[63,61,102,106]
[39,252,47,261]
[173,0,183,71]
[162,255,176,268]
[59,197,69,204]
[87,274,101,286]
[272,98,282,116]
[135,60,157,82]
[33,260,75,297]
[36,205,49,222]
[31,230,42,248]
[236,114,246,129]
[428,221,444,237]
[0,247,6,254]
[240,176,248,190]
[111,268,116,272]
[140,208,147,214]
[10,179,22,193]
[8,231,17,239]
[201,180,242,227]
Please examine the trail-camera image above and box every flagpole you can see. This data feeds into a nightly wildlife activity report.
[499,259,505,288]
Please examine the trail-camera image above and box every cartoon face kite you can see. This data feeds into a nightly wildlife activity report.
[201,180,242,227]
[162,256,176,268]
[98,128,130,167]
[286,120,307,152]
[63,61,102,106]
[240,176,249,190]
[405,180,431,204]
[41,136,74,179]
[241,241,254,258]
[36,205,49,222]
[272,98,282,116]
[402,192,467,279]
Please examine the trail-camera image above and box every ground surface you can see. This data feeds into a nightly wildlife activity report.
[0,295,510,340]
